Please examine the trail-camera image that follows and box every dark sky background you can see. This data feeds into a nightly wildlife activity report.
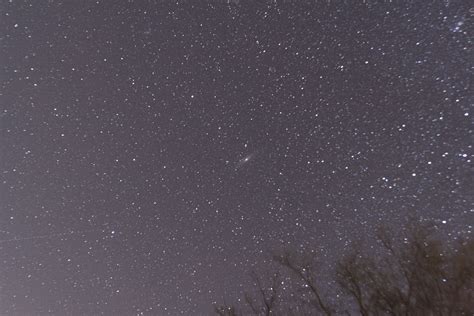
[1,0,472,315]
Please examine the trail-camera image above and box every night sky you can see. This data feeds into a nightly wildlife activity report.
[1,1,472,315]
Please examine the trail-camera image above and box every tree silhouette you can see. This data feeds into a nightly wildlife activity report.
[214,222,473,315]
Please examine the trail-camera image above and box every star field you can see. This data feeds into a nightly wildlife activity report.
[1,1,472,315]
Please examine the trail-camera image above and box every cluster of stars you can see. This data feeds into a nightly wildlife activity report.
[1,1,471,315]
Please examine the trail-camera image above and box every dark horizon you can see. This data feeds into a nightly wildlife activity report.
[1,1,472,315]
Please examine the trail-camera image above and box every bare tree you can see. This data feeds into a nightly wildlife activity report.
[273,250,333,316]
[214,222,474,316]
[214,271,281,316]
[336,223,474,315]
[245,272,281,316]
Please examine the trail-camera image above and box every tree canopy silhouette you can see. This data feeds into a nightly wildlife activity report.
[214,222,473,316]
